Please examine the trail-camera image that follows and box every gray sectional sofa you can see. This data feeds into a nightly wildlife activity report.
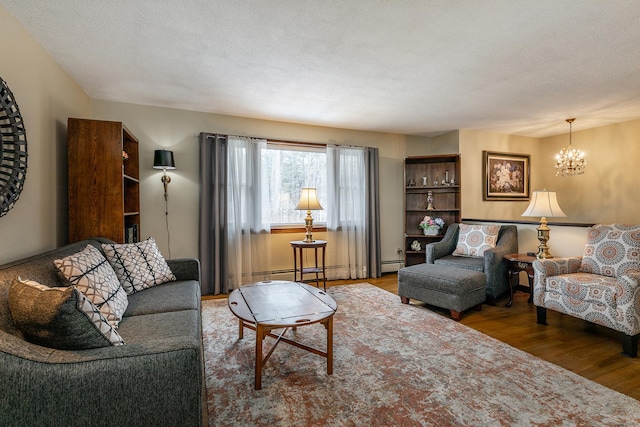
[0,238,205,427]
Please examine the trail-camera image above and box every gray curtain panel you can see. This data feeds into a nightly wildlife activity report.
[198,133,228,295]
[365,147,382,278]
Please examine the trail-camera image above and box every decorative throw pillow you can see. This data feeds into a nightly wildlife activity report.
[101,237,176,295]
[8,277,125,349]
[53,244,128,328]
[453,224,501,257]
[580,224,640,277]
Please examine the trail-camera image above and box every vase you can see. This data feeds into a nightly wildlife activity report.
[423,227,439,236]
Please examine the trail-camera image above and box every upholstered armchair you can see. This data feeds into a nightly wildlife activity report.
[533,224,640,357]
[426,223,518,304]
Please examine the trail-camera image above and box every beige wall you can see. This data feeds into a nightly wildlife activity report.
[0,6,91,264]
[458,123,640,258]
[3,2,639,272]
[91,100,418,275]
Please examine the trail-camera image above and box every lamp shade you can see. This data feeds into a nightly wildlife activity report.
[295,188,323,211]
[521,190,567,218]
[153,149,176,169]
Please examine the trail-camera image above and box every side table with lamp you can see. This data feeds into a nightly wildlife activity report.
[505,190,567,307]
[291,188,327,290]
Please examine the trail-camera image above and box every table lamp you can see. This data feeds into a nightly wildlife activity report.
[521,190,566,259]
[295,188,323,243]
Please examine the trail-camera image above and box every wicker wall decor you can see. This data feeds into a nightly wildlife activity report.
[0,76,28,217]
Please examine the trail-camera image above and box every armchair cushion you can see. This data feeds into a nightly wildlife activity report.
[453,224,501,257]
[580,224,640,278]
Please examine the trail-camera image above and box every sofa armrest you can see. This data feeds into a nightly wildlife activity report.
[0,331,203,426]
[426,224,459,263]
[532,257,582,304]
[167,258,201,282]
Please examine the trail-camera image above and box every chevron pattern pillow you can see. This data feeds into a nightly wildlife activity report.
[54,244,128,328]
[102,237,176,295]
[9,277,125,349]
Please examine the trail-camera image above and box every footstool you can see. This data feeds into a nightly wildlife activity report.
[398,263,486,321]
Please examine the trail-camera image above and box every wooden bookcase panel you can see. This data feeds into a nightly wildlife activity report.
[68,118,140,244]
[403,155,461,267]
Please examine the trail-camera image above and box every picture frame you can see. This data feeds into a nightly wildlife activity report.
[482,151,530,201]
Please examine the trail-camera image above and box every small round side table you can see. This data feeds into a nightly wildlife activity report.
[290,240,327,291]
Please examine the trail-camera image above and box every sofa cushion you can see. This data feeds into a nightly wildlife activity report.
[453,224,501,257]
[102,237,176,295]
[124,280,201,317]
[8,277,124,349]
[53,244,128,328]
[580,224,640,278]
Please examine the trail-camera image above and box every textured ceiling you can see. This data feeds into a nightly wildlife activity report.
[2,0,640,137]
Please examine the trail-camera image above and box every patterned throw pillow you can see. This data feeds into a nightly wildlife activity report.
[580,224,640,277]
[101,237,176,295]
[54,245,128,328]
[453,224,501,257]
[8,277,125,349]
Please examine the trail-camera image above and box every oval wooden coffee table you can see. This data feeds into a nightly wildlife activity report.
[228,280,338,390]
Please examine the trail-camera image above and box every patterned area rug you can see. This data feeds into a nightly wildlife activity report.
[203,283,640,426]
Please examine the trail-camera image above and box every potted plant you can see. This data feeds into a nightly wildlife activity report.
[419,215,445,236]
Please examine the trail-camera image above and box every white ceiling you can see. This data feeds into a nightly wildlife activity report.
[3,0,640,138]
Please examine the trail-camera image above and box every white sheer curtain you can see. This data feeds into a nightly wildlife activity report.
[326,145,367,279]
[227,136,271,289]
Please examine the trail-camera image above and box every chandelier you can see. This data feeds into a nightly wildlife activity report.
[554,118,586,176]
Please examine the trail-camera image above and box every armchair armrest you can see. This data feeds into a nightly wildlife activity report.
[482,225,518,298]
[426,224,459,264]
[166,258,201,282]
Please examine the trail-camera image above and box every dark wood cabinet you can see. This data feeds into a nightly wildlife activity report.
[68,118,140,243]
[403,155,461,266]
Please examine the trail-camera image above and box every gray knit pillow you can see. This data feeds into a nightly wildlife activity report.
[8,277,125,349]
[102,237,176,295]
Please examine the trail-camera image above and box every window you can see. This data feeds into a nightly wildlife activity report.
[263,143,327,227]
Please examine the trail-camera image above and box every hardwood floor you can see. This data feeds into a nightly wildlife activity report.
[206,273,640,401]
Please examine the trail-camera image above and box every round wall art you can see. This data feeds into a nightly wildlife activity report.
[0,76,28,217]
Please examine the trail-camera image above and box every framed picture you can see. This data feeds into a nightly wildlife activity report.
[483,151,530,201]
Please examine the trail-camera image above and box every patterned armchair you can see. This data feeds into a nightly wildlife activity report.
[533,224,640,357]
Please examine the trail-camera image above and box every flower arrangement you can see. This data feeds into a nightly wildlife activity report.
[122,150,129,161]
[419,215,445,233]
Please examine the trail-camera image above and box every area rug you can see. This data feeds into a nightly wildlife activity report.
[202,283,640,426]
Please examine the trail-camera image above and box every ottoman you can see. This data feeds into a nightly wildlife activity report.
[398,263,486,321]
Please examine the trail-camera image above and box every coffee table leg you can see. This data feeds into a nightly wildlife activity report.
[255,323,264,390]
[326,317,333,375]
[238,319,244,339]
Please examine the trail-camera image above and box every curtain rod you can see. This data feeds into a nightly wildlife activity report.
[200,132,368,150]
